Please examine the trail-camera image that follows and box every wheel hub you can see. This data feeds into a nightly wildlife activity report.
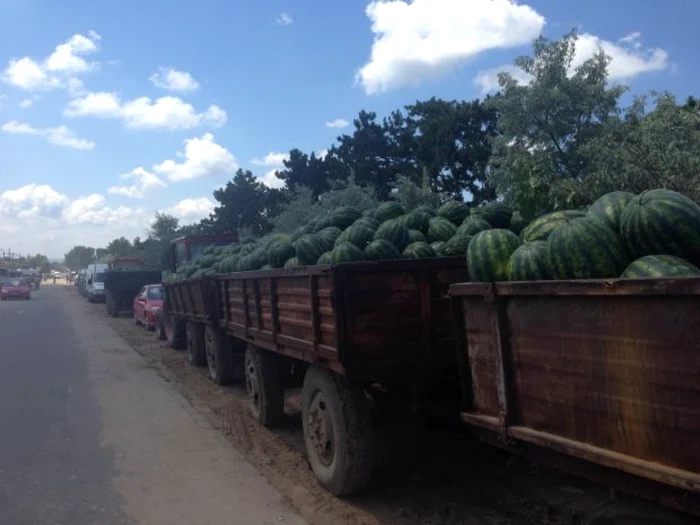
[307,392,334,466]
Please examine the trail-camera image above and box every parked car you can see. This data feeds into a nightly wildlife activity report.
[1,278,32,300]
[133,284,163,330]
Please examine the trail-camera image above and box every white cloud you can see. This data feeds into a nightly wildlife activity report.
[149,67,199,91]
[474,31,669,93]
[19,99,33,108]
[108,167,167,198]
[356,0,545,94]
[0,183,69,219]
[474,64,533,93]
[64,91,227,130]
[325,118,349,129]
[275,13,293,26]
[1,120,95,150]
[153,133,238,181]
[165,197,215,222]
[316,149,329,159]
[250,151,288,167]
[62,194,139,225]
[260,170,285,189]
[2,31,100,92]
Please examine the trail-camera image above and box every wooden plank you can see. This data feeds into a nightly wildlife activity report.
[269,278,279,345]
[253,278,263,328]
[310,274,320,352]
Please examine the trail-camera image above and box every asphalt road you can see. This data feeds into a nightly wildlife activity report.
[0,284,307,525]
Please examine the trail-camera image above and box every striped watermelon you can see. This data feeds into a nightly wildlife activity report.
[547,217,630,279]
[457,216,491,237]
[364,239,400,261]
[438,200,470,225]
[335,223,376,249]
[317,227,342,246]
[402,242,436,259]
[373,219,411,252]
[403,210,431,233]
[284,257,301,268]
[470,202,513,228]
[431,241,446,255]
[521,210,586,243]
[588,191,635,232]
[330,206,363,229]
[442,234,473,257]
[331,242,365,263]
[294,235,326,265]
[621,254,700,278]
[267,241,296,268]
[427,217,457,242]
[507,241,550,281]
[353,216,381,231]
[313,214,336,232]
[414,204,437,216]
[317,252,333,265]
[408,229,426,243]
[467,229,522,282]
[619,189,700,265]
[375,201,405,222]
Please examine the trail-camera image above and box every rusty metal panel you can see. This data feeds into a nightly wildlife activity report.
[451,277,700,495]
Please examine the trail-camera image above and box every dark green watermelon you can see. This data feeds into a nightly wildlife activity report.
[403,210,431,233]
[408,229,426,243]
[364,239,401,261]
[294,235,326,266]
[373,218,411,252]
[521,210,586,243]
[267,241,296,268]
[588,191,635,232]
[621,254,700,278]
[317,252,333,265]
[402,242,436,259]
[437,200,470,225]
[507,241,550,281]
[509,211,528,235]
[284,257,301,268]
[317,227,342,246]
[467,229,522,282]
[442,234,473,257]
[331,242,365,263]
[414,204,437,217]
[457,216,491,237]
[335,223,376,249]
[470,202,513,228]
[619,189,700,265]
[427,217,457,243]
[430,241,446,255]
[375,201,405,223]
[547,217,630,279]
[313,214,336,232]
[353,216,381,231]
[330,206,363,229]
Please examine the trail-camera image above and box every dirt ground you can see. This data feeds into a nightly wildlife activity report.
[80,288,695,525]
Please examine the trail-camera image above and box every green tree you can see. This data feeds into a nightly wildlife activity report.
[488,31,626,218]
[64,246,96,270]
[275,149,347,196]
[148,212,180,241]
[106,237,134,257]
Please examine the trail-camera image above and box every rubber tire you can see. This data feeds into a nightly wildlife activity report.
[245,346,284,427]
[163,310,186,350]
[106,299,112,316]
[186,322,206,366]
[157,310,166,341]
[110,299,120,318]
[204,325,235,385]
[301,367,373,496]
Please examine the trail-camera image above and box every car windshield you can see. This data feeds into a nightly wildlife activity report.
[147,287,163,300]
[7,279,23,287]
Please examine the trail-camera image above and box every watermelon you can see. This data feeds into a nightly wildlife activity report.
[507,241,550,281]
[509,211,528,235]
[521,210,586,243]
[402,242,436,259]
[330,206,363,229]
[438,200,469,225]
[375,201,405,222]
[374,219,411,252]
[364,239,401,261]
[547,217,630,279]
[295,235,326,265]
[457,216,491,237]
[621,254,700,278]
[314,214,336,232]
[471,202,513,228]
[267,241,296,268]
[260,264,273,270]
[317,252,333,265]
[427,217,457,243]
[403,210,431,233]
[354,216,380,230]
[284,257,301,268]
[467,229,522,282]
[290,225,309,243]
[431,241,446,255]
[331,242,365,263]
[408,229,426,243]
[317,227,342,246]
[588,191,635,232]
[335,223,375,249]
[197,254,217,268]
[442,234,473,257]
[619,189,700,265]
[414,204,437,217]
[219,255,240,273]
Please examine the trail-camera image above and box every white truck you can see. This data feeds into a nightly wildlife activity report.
[85,263,110,303]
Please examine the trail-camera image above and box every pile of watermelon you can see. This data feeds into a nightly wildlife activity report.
[467,188,700,282]
[169,188,700,283]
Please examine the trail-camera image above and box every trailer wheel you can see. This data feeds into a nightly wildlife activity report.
[163,310,186,350]
[186,322,206,366]
[106,298,112,316]
[301,367,373,496]
[245,346,284,426]
[204,325,235,385]
[109,299,120,318]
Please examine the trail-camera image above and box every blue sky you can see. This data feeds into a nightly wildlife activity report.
[0,0,694,258]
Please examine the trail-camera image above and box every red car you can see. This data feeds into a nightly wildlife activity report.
[133,284,163,330]
[1,278,32,300]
